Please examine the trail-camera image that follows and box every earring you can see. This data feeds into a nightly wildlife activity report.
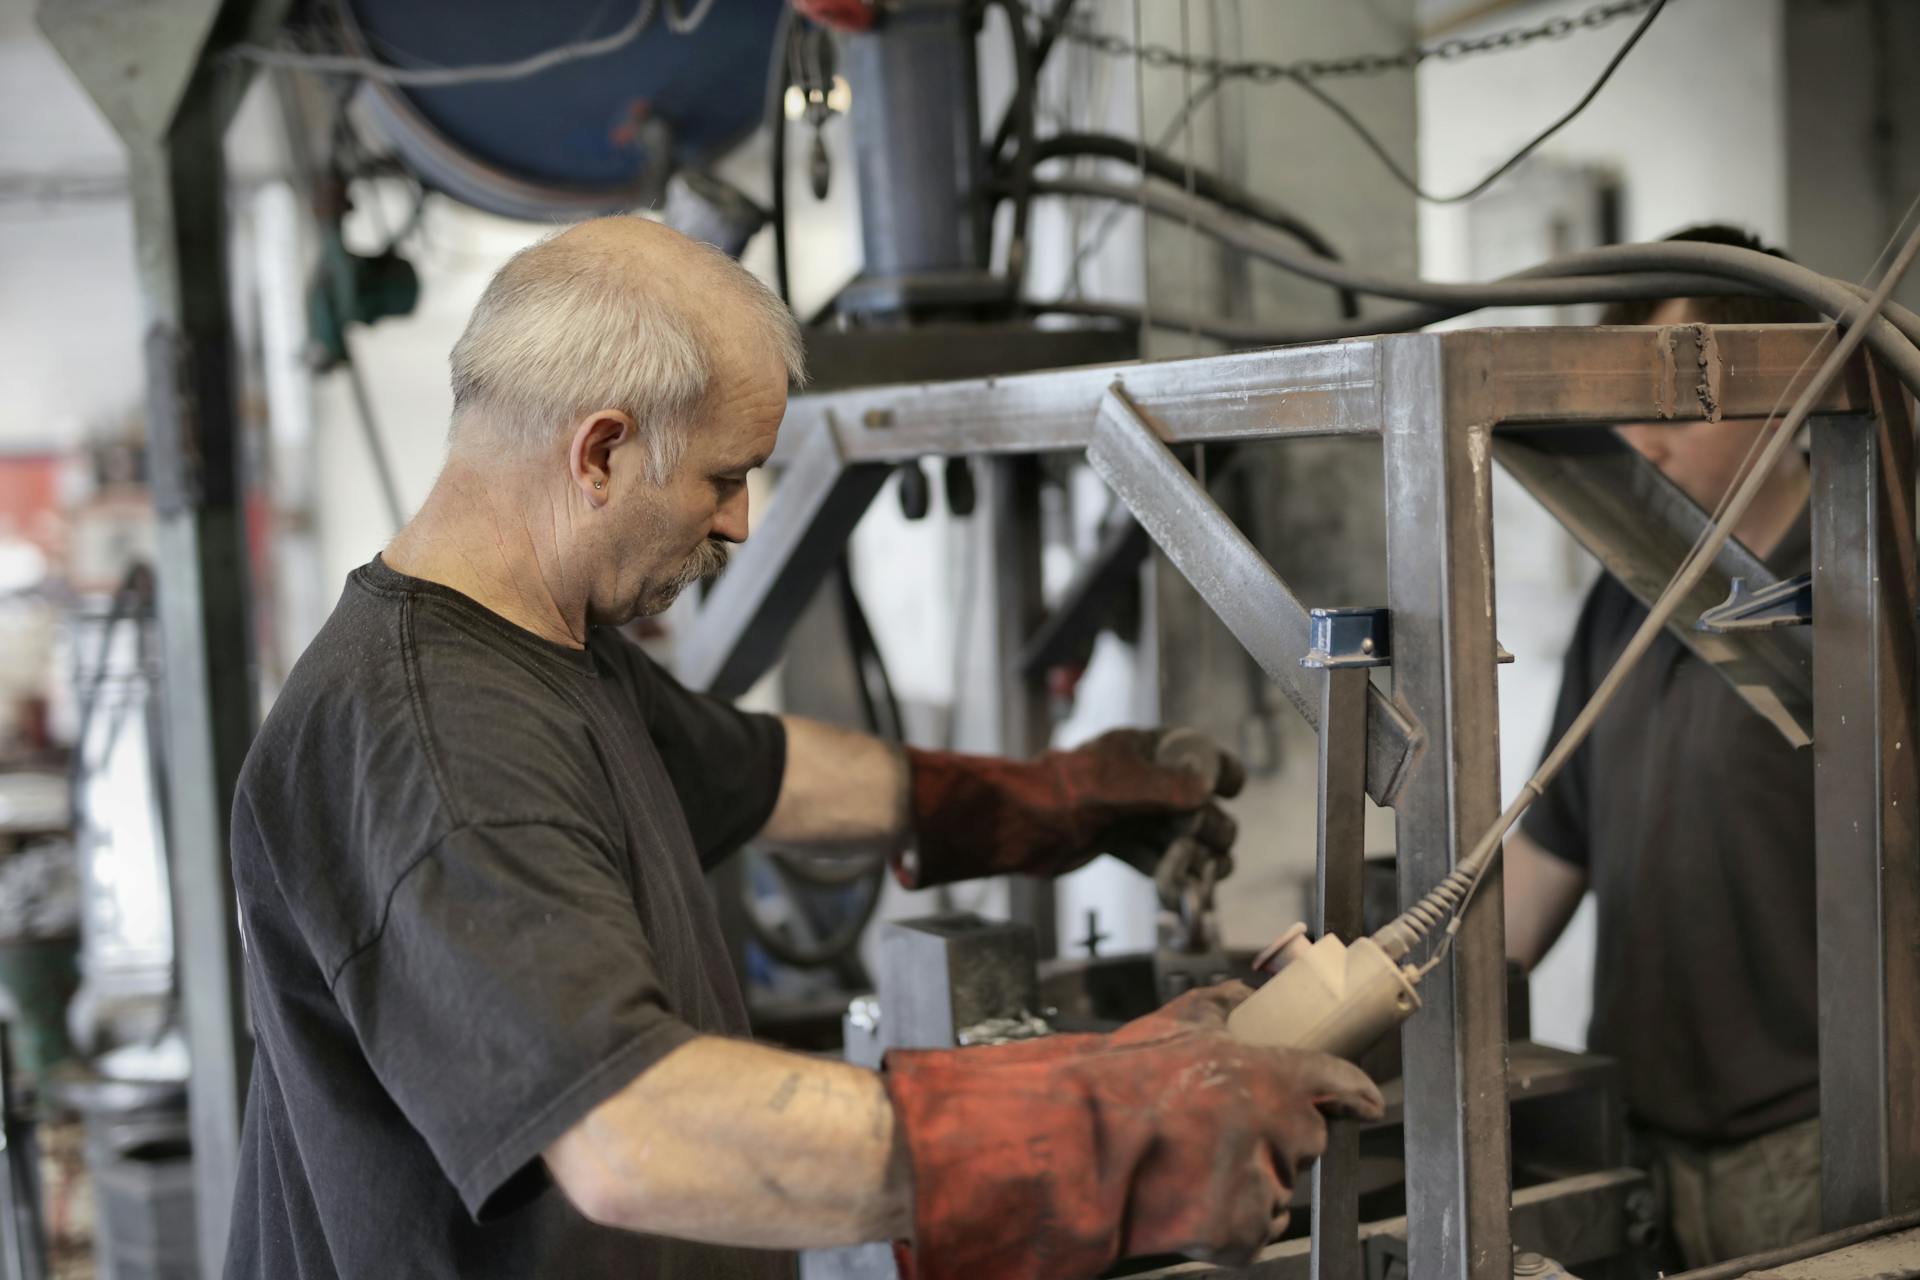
[594,480,605,489]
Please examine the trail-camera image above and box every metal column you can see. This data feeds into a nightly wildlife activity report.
[986,458,1057,956]
[37,7,270,1269]
[128,93,258,1280]
[1380,336,1512,1280]
[1810,369,1920,1230]
[1310,664,1370,1279]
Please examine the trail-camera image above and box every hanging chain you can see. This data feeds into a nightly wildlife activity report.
[1032,0,1662,84]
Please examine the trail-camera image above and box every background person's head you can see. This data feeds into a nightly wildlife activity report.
[446,216,805,622]
[1602,225,1823,512]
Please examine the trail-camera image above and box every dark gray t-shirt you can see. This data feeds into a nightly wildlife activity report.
[1522,513,1816,1144]
[226,557,791,1279]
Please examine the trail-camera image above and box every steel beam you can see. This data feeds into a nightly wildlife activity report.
[1810,366,1920,1229]
[1381,335,1511,1280]
[1309,666,1369,1280]
[1086,388,1423,807]
[1494,427,1813,746]
[679,426,889,698]
[986,458,1057,956]
[767,325,1865,467]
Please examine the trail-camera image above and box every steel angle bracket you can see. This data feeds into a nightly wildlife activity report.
[1699,572,1814,632]
[677,419,890,698]
[1086,385,1424,807]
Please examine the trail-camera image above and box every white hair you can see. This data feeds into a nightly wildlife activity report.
[447,218,805,482]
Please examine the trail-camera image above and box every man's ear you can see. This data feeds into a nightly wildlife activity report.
[568,410,634,506]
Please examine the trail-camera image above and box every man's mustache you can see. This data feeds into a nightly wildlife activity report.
[690,538,730,580]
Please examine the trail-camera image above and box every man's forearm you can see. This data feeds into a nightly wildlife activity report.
[759,715,911,851]
[545,1036,913,1248]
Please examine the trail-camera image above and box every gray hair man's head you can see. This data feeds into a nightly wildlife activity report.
[446,216,805,482]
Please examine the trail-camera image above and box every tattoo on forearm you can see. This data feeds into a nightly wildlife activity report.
[768,1073,802,1114]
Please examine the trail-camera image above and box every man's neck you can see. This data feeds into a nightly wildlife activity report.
[1729,453,1811,561]
[383,461,590,649]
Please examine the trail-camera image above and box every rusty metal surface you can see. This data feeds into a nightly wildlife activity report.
[766,324,1867,468]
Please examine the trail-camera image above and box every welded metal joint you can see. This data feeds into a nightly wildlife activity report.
[1698,572,1814,633]
[1301,606,1392,669]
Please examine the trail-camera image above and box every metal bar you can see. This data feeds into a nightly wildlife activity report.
[767,325,1864,467]
[127,92,257,1277]
[1810,364,1920,1230]
[1086,387,1423,807]
[679,426,889,698]
[1493,427,1813,746]
[987,458,1058,956]
[1310,666,1369,1280]
[1381,334,1511,1280]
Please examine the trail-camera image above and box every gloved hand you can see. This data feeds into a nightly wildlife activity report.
[884,980,1384,1280]
[894,727,1245,889]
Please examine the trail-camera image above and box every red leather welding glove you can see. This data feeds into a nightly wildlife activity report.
[884,981,1384,1280]
[895,728,1245,889]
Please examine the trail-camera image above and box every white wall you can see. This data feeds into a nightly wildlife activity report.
[1417,0,1789,1049]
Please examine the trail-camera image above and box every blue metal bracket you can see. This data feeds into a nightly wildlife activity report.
[1698,572,1814,633]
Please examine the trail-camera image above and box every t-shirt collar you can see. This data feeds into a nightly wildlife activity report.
[359,555,601,675]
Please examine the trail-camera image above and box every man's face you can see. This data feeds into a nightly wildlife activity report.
[596,329,787,622]
[1614,298,1767,511]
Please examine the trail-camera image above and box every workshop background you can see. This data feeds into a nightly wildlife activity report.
[0,0,1916,1275]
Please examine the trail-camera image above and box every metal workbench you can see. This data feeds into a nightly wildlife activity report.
[687,322,1920,1280]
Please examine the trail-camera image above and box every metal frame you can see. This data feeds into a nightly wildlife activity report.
[690,322,1917,1280]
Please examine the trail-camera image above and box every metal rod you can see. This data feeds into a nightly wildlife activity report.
[1667,1208,1920,1280]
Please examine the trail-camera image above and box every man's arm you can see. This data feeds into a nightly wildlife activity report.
[545,1036,912,1248]
[1504,828,1588,974]
[757,715,910,852]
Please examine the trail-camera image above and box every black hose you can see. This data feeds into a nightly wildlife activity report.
[988,0,1036,289]
[1017,132,1360,318]
[989,0,1075,163]
[1026,174,1920,394]
[762,3,796,304]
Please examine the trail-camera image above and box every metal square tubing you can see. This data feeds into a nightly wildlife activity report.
[1086,388,1423,807]
[766,325,1867,468]
[1810,367,1920,1229]
[1380,335,1512,1280]
[1493,427,1812,746]
[1310,666,1370,1280]
[678,427,889,698]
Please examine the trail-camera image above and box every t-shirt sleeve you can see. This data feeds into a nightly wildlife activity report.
[329,820,698,1221]
[619,642,788,867]
[1518,586,1602,870]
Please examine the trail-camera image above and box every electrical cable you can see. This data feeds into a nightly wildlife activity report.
[763,2,798,304]
[663,0,719,35]
[1285,0,1668,204]
[1376,203,1920,969]
[990,0,1038,288]
[1016,133,1359,316]
[237,1,661,85]
[990,0,1077,164]
[1023,174,1920,393]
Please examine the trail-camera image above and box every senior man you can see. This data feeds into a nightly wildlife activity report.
[227,216,1379,1280]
